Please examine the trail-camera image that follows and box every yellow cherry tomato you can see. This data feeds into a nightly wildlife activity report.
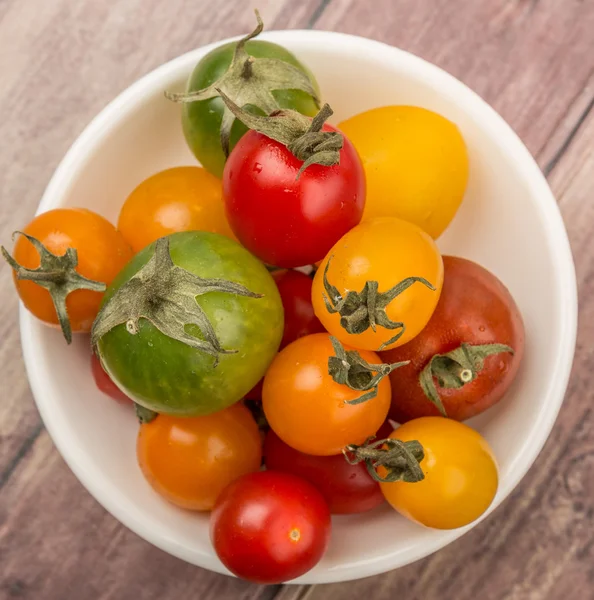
[118,166,235,253]
[338,106,469,238]
[380,417,498,529]
[312,217,443,351]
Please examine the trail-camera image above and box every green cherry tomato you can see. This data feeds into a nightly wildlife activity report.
[94,231,283,416]
[182,40,320,178]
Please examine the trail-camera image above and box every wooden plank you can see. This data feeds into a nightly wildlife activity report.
[276,95,594,600]
[0,432,278,600]
[1,0,593,598]
[0,0,324,476]
[313,0,594,170]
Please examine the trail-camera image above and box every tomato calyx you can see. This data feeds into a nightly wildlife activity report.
[1,232,106,343]
[218,89,343,177]
[91,237,262,364]
[135,403,158,424]
[344,438,425,483]
[165,9,319,157]
[322,258,436,350]
[328,336,409,405]
[419,342,515,416]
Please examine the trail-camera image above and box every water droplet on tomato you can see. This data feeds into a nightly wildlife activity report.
[253,162,262,173]
[479,326,486,332]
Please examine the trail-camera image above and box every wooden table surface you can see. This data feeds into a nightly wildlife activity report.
[1,1,593,598]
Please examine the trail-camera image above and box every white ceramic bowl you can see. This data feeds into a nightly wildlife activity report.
[21,30,577,583]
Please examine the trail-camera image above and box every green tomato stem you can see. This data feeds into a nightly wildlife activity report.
[164,9,319,157]
[328,336,409,404]
[2,232,106,344]
[419,342,515,416]
[322,257,437,350]
[91,237,262,365]
[344,437,425,483]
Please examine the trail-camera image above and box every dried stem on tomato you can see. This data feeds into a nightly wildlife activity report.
[322,258,436,350]
[419,342,515,416]
[1,232,106,343]
[135,403,158,424]
[91,237,262,365]
[165,9,319,157]
[217,88,342,176]
[328,336,409,405]
[344,437,425,483]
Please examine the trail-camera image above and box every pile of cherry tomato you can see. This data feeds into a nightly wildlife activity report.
[3,12,525,584]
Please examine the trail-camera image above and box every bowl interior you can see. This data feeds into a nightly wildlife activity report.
[22,31,576,583]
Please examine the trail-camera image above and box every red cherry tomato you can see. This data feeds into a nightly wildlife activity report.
[375,418,396,439]
[223,123,365,268]
[273,269,325,348]
[91,353,131,404]
[382,256,525,422]
[211,471,331,584]
[244,378,264,402]
[264,430,383,515]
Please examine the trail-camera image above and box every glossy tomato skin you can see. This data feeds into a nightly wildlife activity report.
[223,125,366,268]
[96,231,283,416]
[382,256,525,422]
[137,403,262,511]
[118,166,234,254]
[262,333,391,456]
[273,269,325,348]
[211,470,331,583]
[183,41,319,178]
[339,106,469,239]
[379,417,498,529]
[244,269,323,401]
[264,430,383,514]
[11,208,132,333]
[312,217,443,351]
[91,353,131,404]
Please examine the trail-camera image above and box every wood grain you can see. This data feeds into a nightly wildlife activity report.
[313,0,594,170]
[0,0,593,599]
[1,435,281,599]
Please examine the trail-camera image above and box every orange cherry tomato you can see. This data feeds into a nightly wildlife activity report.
[137,403,262,511]
[262,333,391,456]
[312,217,444,351]
[8,208,132,333]
[118,166,235,253]
[379,417,499,529]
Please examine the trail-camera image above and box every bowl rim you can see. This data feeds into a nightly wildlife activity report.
[20,29,578,584]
